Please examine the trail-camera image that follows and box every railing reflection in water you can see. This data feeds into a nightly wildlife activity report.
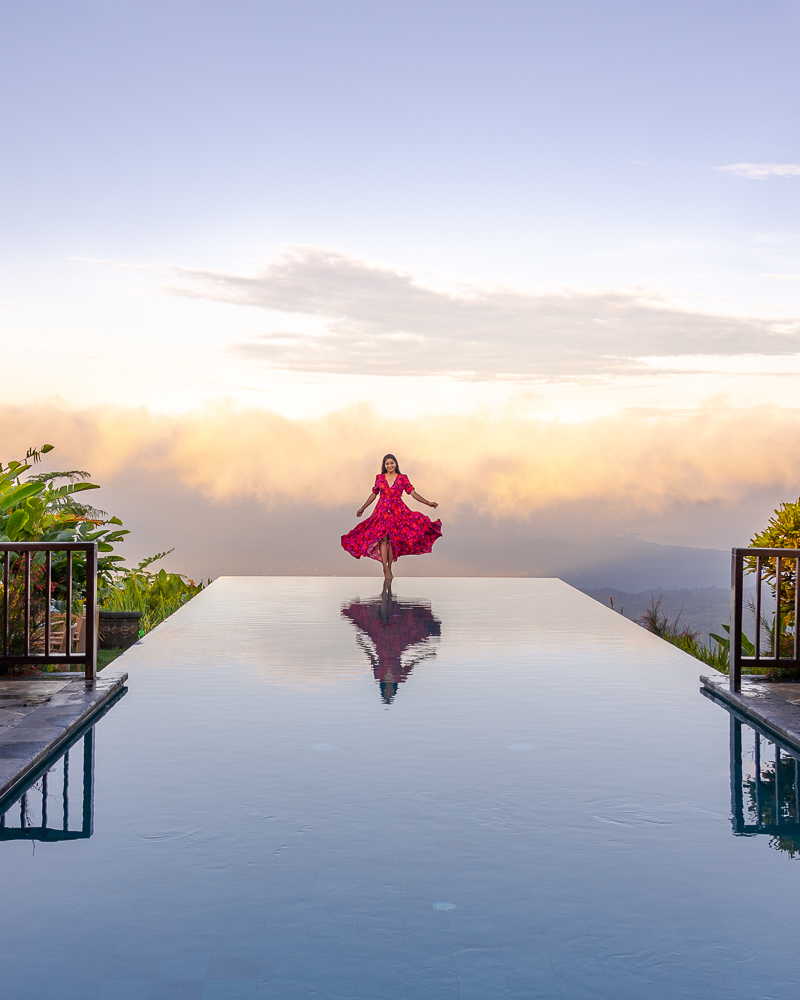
[727,708,800,858]
[0,728,95,843]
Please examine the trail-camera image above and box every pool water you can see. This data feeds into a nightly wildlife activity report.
[1,577,798,1000]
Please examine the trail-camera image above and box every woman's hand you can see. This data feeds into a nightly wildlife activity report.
[427,501,438,509]
[356,508,364,518]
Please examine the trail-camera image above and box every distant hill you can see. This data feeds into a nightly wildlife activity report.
[579,586,730,644]
[428,530,731,591]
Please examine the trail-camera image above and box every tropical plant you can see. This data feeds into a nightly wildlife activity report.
[704,623,758,674]
[708,623,755,660]
[2,445,97,539]
[636,596,754,674]
[0,562,50,657]
[100,550,205,634]
[747,496,800,636]
[2,444,205,667]
[637,596,696,643]
[1,445,129,670]
[0,444,128,586]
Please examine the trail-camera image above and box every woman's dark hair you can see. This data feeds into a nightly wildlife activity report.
[381,454,401,474]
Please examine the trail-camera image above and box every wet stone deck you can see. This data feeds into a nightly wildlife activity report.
[0,666,127,802]
[701,672,800,752]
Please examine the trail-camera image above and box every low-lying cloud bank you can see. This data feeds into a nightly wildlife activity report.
[3,400,798,582]
[157,247,800,379]
[3,400,799,522]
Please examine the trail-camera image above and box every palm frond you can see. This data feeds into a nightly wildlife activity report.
[26,470,92,484]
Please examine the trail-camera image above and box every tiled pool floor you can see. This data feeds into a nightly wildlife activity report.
[1,577,799,1000]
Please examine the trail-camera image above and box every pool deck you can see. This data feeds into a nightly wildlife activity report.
[701,671,800,752]
[0,664,127,803]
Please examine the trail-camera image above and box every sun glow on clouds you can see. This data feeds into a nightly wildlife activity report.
[3,401,800,523]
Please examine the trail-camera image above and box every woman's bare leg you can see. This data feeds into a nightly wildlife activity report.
[379,536,393,582]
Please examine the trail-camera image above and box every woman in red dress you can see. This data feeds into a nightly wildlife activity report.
[341,454,442,585]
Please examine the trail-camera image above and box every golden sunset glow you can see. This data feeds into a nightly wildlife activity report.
[3,401,799,538]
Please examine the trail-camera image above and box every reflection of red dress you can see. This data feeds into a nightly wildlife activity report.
[341,596,441,702]
[341,474,442,563]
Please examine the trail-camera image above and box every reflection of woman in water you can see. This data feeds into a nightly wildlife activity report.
[341,454,442,586]
[342,593,441,703]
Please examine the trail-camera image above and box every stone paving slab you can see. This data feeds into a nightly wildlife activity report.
[701,672,800,752]
[0,665,128,803]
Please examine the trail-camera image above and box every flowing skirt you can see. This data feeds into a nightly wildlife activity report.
[341,502,442,562]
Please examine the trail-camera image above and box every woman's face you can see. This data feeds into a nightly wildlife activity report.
[385,458,397,474]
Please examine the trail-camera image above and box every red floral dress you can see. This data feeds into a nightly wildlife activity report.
[341,473,442,563]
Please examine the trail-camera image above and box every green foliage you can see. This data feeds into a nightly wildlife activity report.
[2,446,100,540]
[708,625,756,663]
[637,596,696,643]
[100,550,206,634]
[636,596,758,674]
[0,445,129,588]
[98,648,125,671]
[0,562,50,657]
[0,445,130,669]
[2,444,205,668]
[748,496,800,633]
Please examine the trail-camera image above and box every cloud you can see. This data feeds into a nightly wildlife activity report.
[5,398,800,583]
[156,248,800,380]
[3,399,800,520]
[717,163,800,180]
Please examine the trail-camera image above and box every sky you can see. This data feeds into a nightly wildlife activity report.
[2,1,800,582]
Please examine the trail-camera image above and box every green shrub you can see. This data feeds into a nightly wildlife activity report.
[636,596,755,674]
[2,445,205,661]
[100,550,206,634]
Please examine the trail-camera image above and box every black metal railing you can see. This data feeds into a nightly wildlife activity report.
[730,547,800,692]
[0,542,97,681]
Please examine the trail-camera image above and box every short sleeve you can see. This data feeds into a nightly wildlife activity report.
[372,477,381,495]
[403,476,414,494]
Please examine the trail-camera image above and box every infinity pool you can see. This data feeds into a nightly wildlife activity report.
[1,577,798,999]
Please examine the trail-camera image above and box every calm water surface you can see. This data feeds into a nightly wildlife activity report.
[1,577,798,1000]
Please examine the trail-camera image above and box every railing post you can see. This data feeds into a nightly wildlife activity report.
[730,548,744,693]
[82,728,95,837]
[2,550,8,656]
[84,543,98,683]
[730,714,744,834]
[775,556,783,661]
[795,557,800,664]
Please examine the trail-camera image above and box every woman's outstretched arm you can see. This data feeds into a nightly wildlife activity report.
[356,493,378,517]
[410,490,438,509]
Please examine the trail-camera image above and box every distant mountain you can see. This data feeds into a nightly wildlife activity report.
[540,537,729,591]
[579,586,731,644]
[428,530,731,591]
